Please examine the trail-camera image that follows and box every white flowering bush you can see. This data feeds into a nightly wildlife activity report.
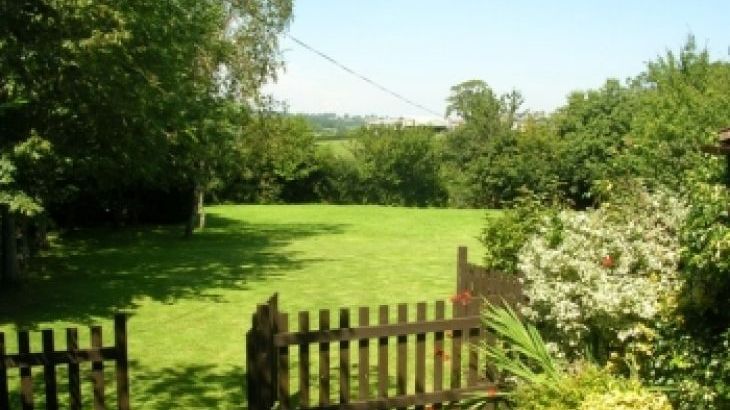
[518,187,688,359]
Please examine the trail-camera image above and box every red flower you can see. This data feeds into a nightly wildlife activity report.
[601,255,614,268]
[450,290,474,306]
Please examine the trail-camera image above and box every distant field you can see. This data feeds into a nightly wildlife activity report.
[316,138,354,159]
[0,205,489,409]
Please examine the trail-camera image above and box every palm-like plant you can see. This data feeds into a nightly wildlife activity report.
[480,300,561,388]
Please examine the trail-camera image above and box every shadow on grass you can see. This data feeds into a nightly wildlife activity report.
[0,213,347,328]
[133,364,246,410]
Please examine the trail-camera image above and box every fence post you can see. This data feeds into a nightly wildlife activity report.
[456,246,469,317]
[269,293,279,408]
[115,314,130,410]
[0,332,8,410]
[248,294,279,410]
[457,246,468,294]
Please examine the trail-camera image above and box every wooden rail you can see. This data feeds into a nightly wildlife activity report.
[0,314,130,410]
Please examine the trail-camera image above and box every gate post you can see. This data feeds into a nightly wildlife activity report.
[247,294,279,410]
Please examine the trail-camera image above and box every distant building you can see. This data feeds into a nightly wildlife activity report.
[366,116,462,131]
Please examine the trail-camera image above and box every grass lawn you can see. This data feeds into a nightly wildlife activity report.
[316,138,355,160]
[0,205,489,409]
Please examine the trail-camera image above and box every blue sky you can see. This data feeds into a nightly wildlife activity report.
[263,1,729,118]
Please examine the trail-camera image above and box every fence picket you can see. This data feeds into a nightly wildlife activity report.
[42,330,58,410]
[468,331,480,386]
[415,303,426,410]
[91,326,105,410]
[19,331,33,410]
[67,328,81,410]
[0,332,8,410]
[433,301,445,409]
[396,304,408,410]
[277,313,290,410]
[298,312,310,408]
[318,309,330,406]
[339,309,350,404]
[377,306,388,399]
[357,307,369,401]
[450,305,462,389]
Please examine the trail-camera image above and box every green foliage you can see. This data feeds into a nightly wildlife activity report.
[349,126,447,206]
[304,126,447,206]
[478,304,671,410]
[511,364,671,410]
[1,0,292,225]
[679,181,730,331]
[310,149,363,204]
[627,35,730,188]
[481,301,561,387]
[217,113,318,203]
[442,80,525,207]
[481,194,554,272]
[648,324,730,409]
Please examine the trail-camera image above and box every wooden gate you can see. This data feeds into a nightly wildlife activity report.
[247,247,522,410]
[247,296,500,410]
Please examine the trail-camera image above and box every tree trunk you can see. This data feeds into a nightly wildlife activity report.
[18,216,30,271]
[184,182,203,238]
[197,186,206,229]
[1,205,20,285]
[32,216,50,254]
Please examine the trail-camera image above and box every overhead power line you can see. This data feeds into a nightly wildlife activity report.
[284,33,443,118]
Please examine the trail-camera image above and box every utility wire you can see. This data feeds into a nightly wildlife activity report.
[284,33,443,118]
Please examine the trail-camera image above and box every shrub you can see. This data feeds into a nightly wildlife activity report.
[679,181,730,332]
[517,186,687,360]
[481,193,559,272]
[349,126,447,206]
[648,326,730,409]
[479,302,672,410]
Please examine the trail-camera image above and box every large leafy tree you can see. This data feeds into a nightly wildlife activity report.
[0,0,292,283]
[442,80,524,207]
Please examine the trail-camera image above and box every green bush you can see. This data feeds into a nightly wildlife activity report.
[481,193,558,272]
[511,364,671,410]
[478,303,672,410]
[648,326,730,409]
[349,126,447,206]
[679,181,730,332]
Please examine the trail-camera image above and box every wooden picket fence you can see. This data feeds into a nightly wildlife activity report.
[247,247,522,410]
[247,296,497,410]
[455,247,524,316]
[0,314,130,410]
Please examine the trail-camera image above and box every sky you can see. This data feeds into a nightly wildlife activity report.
[263,1,730,118]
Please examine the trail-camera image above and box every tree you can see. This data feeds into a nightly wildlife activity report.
[0,0,293,280]
[442,80,524,207]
